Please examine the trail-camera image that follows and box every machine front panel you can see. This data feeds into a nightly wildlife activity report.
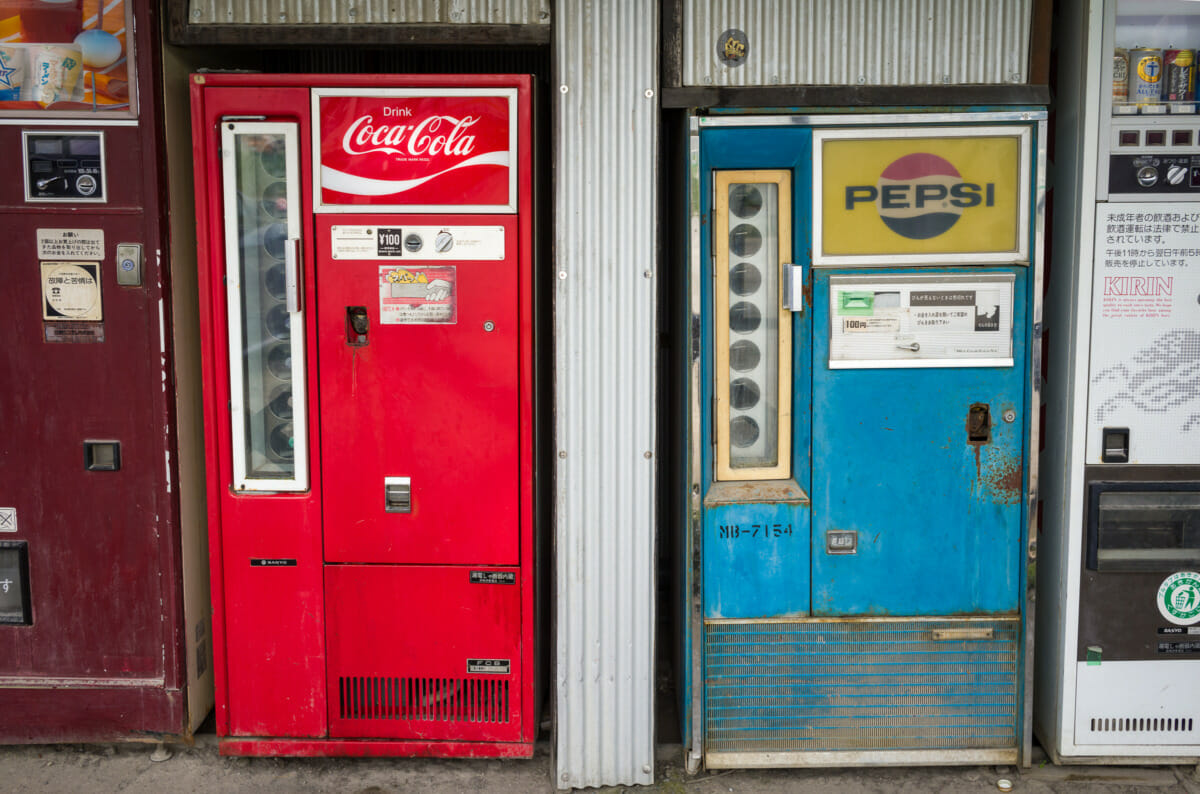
[811,268,1027,616]
[317,214,520,566]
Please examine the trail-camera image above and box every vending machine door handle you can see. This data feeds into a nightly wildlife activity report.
[781,264,803,313]
[285,238,302,313]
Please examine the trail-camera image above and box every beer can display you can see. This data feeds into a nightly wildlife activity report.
[1166,49,1195,104]
[1131,47,1164,106]
[1113,47,1129,104]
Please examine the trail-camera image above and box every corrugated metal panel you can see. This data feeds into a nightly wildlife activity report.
[188,0,550,25]
[683,0,1031,87]
[554,0,658,789]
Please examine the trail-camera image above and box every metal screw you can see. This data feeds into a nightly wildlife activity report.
[347,6,357,16]
[561,773,570,782]
[644,89,654,98]
[857,75,866,84]
[192,8,202,19]
[642,763,653,773]
[558,451,567,459]
[559,84,569,94]
[483,321,495,332]
[643,270,653,279]
[644,451,652,459]
[1003,409,1016,423]
[558,271,567,280]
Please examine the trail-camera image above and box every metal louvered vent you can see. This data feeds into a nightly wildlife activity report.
[704,618,1020,753]
[339,676,510,723]
[1089,717,1195,733]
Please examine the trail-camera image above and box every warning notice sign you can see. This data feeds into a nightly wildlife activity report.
[1088,204,1200,464]
[378,265,456,325]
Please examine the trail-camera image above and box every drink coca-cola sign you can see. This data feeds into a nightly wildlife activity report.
[316,89,516,212]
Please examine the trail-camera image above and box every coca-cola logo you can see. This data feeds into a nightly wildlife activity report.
[342,114,481,158]
[318,92,515,208]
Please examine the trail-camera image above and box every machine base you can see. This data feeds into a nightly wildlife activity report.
[706,748,1018,768]
[0,683,186,744]
[219,738,535,758]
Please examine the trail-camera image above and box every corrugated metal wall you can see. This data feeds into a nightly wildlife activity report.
[683,0,1032,86]
[187,0,550,25]
[554,0,658,789]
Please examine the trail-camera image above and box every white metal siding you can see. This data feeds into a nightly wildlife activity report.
[187,0,550,25]
[683,0,1032,86]
[554,0,658,789]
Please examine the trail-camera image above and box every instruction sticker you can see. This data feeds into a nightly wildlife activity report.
[331,225,504,261]
[828,274,1014,368]
[41,262,102,321]
[36,229,104,261]
[379,265,456,325]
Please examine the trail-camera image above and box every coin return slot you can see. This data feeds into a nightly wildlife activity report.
[385,477,411,513]
[1101,427,1129,463]
[1147,130,1167,146]
[84,440,121,472]
[1174,130,1193,146]
[1119,130,1140,146]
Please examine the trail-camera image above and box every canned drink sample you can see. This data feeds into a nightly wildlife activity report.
[0,44,25,101]
[1166,49,1195,101]
[1131,47,1164,106]
[1114,47,1129,104]
[28,43,81,105]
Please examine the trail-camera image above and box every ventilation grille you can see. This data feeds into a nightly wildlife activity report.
[704,618,1020,753]
[338,676,510,723]
[1089,717,1196,733]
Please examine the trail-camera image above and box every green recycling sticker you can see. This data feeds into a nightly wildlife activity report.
[1157,571,1200,626]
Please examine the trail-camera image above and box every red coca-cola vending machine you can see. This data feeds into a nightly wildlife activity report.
[190,74,536,757]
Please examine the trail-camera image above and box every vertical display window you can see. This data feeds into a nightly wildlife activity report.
[0,0,136,116]
[221,122,308,492]
[713,170,792,481]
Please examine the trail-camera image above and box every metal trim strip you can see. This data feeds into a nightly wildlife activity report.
[700,111,1047,127]
[706,749,1020,768]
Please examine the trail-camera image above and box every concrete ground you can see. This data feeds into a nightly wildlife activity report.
[2,737,1199,794]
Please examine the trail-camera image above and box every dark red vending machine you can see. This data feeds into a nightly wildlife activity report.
[0,0,211,741]
[190,74,535,756]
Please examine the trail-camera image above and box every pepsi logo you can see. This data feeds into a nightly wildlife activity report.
[844,152,995,240]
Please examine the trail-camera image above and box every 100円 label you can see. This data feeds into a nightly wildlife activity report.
[1158,571,1200,625]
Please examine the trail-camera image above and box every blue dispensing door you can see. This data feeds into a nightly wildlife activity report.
[695,115,1039,762]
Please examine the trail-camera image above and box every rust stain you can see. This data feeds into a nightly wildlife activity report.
[980,453,1023,505]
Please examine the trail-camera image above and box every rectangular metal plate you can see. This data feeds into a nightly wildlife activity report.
[825,529,857,554]
[330,225,505,261]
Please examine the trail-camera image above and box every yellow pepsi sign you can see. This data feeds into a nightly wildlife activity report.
[814,127,1030,264]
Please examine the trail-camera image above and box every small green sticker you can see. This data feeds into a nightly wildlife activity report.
[1086,645,1102,666]
[838,291,875,316]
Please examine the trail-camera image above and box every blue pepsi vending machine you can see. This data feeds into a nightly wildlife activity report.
[678,111,1045,769]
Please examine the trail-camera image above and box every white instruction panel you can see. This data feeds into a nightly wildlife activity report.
[1088,204,1200,464]
[828,273,1015,368]
[330,225,504,261]
[36,229,104,261]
